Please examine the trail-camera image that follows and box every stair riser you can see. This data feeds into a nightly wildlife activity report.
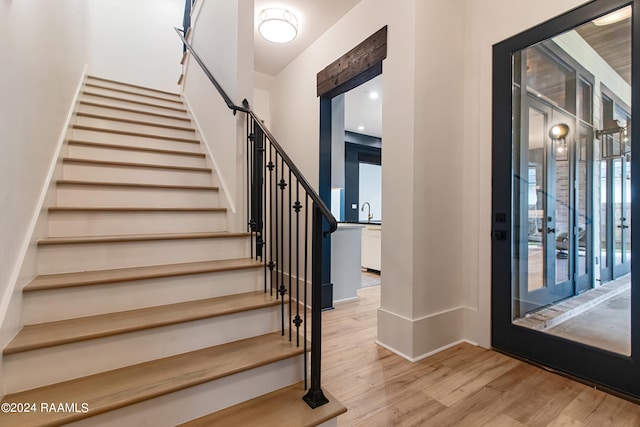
[48,210,227,237]
[70,128,201,153]
[24,269,264,323]
[74,115,196,140]
[85,77,182,101]
[67,144,205,168]
[83,87,184,110]
[56,186,219,208]
[37,237,249,274]
[77,102,191,128]
[79,93,189,117]
[5,307,284,393]
[62,163,213,186]
[66,356,304,427]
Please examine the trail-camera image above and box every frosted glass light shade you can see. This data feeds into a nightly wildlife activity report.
[258,8,298,43]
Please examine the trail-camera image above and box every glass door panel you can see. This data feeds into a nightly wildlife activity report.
[554,118,571,286]
[493,0,638,398]
[600,160,610,280]
[527,107,545,292]
[506,2,630,355]
[514,95,574,317]
[613,158,631,276]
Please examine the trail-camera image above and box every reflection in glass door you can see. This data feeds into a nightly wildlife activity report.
[600,95,632,281]
[514,63,583,317]
[614,158,631,275]
[514,96,574,315]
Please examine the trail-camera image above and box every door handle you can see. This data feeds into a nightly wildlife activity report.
[547,227,555,233]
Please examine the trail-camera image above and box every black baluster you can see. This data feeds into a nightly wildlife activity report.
[247,120,254,258]
[293,182,302,347]
[267,146,275,296]
[275,153,279,303]
[288,169,293,342]
[303,193,309,389]
[252,124,264,260]
[278,157,287,335]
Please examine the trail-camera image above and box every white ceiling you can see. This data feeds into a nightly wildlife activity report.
[254,0,362,76]
[253,0,382,140]
[344,75,383,138]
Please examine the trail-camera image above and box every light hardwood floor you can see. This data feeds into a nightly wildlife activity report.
[322,286,640,426]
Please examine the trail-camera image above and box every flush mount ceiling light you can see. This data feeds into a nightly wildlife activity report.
[258,8,298,43]
[593,6,631,26]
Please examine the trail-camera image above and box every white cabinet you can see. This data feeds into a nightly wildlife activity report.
[361,224,381,271]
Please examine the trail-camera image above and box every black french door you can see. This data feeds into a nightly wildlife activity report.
[492,0,640,399]
[515,95,575,316]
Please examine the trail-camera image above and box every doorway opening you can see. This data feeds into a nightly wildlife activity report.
[317,27,387,308]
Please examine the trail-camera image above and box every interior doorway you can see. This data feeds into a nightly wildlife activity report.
[316,27,387,308]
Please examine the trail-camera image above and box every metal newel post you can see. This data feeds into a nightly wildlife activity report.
[303,205,329,408]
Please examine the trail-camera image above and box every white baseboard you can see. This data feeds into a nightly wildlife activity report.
[374,338,478,363]
[377,305,480,362]
[181,94,237,214]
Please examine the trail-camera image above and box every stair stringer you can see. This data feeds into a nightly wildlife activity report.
[182,84,248,234]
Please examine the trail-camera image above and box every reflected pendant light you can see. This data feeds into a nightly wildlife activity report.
[258,8,298,43]
[593,6,631,26]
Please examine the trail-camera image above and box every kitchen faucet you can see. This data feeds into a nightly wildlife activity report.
[361,202,373,222]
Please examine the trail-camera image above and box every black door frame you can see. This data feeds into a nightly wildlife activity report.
[318,63,383,310]
[492,0,640,399]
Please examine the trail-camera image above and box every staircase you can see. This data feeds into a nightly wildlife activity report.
[0,76,345,426]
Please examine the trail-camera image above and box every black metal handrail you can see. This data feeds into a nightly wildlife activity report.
[175,27,337,409]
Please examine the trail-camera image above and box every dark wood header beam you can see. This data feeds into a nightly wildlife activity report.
[317,26,388,98]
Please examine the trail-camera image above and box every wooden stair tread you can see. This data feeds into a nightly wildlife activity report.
[68,139,205,157]
[56,180,217,191]
[62,157,210,172]
[84,83,184,104]
[79,100,191,122]
[87,75,182,98]
[38,231,250,246]
[48,206,226,213]
[5,291,279,354]
[72,124,199,143]
[81,91,188,112]
[76,111,195,132]
[25,258,262,292]
[181,382,346,427]
[0,333,304,426]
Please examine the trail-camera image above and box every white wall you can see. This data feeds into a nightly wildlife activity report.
[358,164,381,222]
[0,0,89,395]
[268,0,595,359]
[254,71,274,127]
[182,0,254,228]
[86,0,184,93]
